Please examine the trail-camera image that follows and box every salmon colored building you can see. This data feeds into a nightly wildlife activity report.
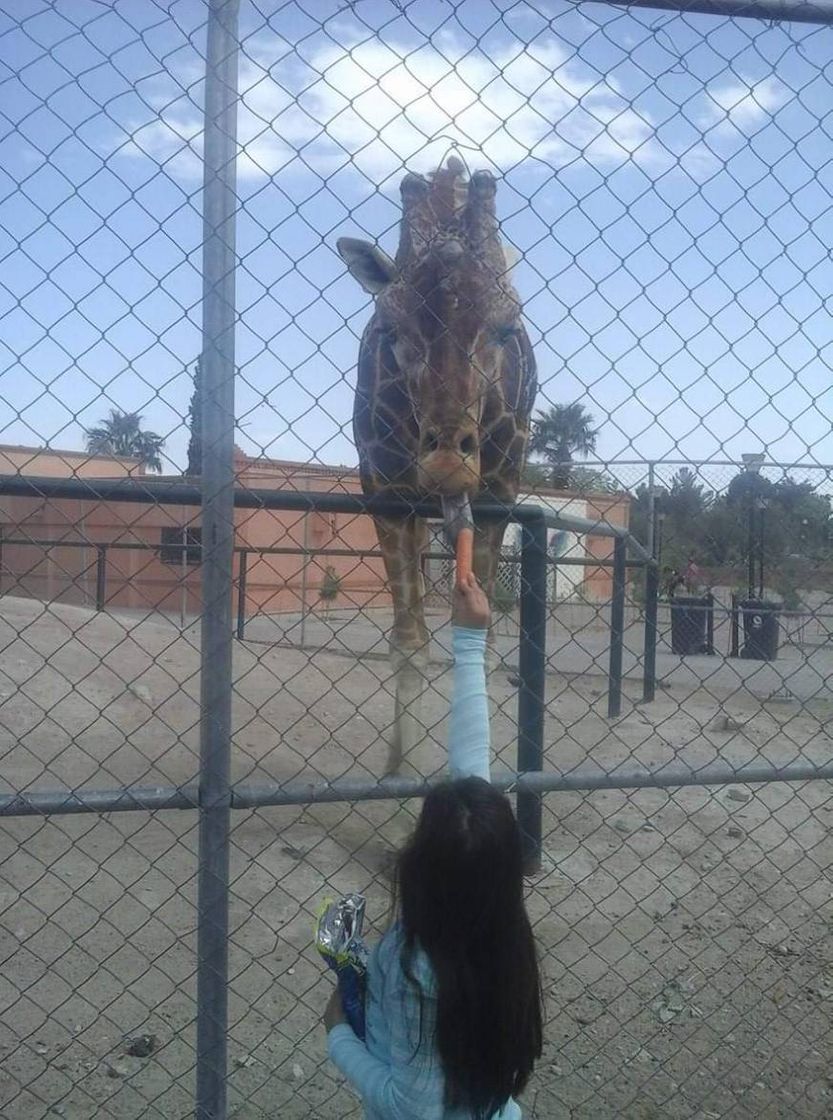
[0,444,145,479]
[0,444,630,617]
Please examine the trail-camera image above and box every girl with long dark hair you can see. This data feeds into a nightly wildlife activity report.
[324,574,543,1119]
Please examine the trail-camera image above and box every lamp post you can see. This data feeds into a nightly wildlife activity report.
[742,452,765,602]
[757,496,767,599]
[656,509,665,569]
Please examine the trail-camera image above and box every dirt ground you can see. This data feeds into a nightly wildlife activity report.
[0,595,831,1119]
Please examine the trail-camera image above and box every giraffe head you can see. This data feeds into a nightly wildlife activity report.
[337,157,524,496]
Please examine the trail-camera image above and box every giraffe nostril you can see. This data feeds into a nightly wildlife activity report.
[460,434,477,457]
[423,430,439,453]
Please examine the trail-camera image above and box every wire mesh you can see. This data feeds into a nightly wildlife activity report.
[1,1,833,1118]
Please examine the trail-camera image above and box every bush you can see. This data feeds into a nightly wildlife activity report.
[492,578,518,615]
[774,581,801,612]
[319,566,341,603]
[630,576,646,607]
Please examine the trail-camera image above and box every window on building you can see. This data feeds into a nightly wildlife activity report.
[160,527,202,565]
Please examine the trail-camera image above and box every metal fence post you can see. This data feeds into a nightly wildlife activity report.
[730,592,740,658]
[236,549,248,641]
[181,524,189,631]
[608,536,626,718]
[646,461,656,559]
[642,560,658,704]
[95,545,107,612]
[518,514,547,874]
[197,2,239,1119]
[300,473,310,647]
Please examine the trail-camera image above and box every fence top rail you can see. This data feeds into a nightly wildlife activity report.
[0,536,187,552]
[545,458,833,472]
[0,535,651,570]
[9,531,823,575]
[590,0,833,25]
[0,473,654,563]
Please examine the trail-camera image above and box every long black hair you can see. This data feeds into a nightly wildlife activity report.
[397,776,543,1119]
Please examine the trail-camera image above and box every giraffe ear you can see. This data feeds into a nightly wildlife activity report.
[337,238,397,295]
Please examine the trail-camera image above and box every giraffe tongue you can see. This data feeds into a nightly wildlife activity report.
[441,493,473,550]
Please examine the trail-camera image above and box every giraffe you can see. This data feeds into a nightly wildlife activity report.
[337,156,537,775]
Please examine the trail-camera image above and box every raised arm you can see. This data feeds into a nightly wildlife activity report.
[448,575,491,781]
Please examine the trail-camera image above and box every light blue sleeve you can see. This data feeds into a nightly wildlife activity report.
[448,625,490,781]
[327,974,445,1120]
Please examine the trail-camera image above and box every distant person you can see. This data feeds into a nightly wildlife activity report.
[684,557,701,593]
[663,567,684,599]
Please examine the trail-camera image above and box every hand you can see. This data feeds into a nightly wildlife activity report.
[323,986,346,1032]
[453,572,491,630]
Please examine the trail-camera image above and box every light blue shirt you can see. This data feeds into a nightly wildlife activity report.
[327,626,522,1120]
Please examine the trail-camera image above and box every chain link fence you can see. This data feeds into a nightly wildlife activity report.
[1,1,832,1118]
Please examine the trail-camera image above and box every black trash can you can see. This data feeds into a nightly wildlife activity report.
[740,599,780,661]
[670,596,710,655]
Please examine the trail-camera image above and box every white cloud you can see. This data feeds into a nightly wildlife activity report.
[116,30,666,184]
[703,76,788,131]
[121,106,204,179]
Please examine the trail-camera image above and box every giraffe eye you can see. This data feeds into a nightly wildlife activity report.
[496,325,518,344]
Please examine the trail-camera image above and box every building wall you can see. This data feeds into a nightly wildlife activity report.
[0,494,203,615]
[582,492,632,602]
[0,445,143,478]
[0,448,632,616]
[233,454,388,614]
[514,494,590,602]
[495,490,631,604]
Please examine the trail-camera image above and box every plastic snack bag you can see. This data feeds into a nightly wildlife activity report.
[315,893,369,1039]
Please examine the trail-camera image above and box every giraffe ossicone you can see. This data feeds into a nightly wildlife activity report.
[338,156,538,775]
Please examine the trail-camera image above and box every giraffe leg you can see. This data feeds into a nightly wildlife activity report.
[465,519,510,775]
[374,515,430,776]
[389,646,429,777]
[474,518,510,678]
[473,517,507,602]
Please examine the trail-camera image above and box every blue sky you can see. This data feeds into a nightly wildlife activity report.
[1,0,832,476]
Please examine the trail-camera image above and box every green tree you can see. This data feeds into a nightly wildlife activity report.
[528,402,598,489]
[520,460,550,490]
[85,409,165,472]
[627,471,714,564]
[665,467,710,523]
[770,477,831,558]
[628,483,663,551]
[723,472,826,564]
[700,499,742,566]
[726,469,771,509]
[521,460,615,493]
[632,466,832,593]
[700,471,830,581]
[569,466,618,494]
[186,359,203,476]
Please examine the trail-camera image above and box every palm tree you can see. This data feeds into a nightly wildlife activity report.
[186,358,203,476]
[85,409,165,472]
[528,402,598,489]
